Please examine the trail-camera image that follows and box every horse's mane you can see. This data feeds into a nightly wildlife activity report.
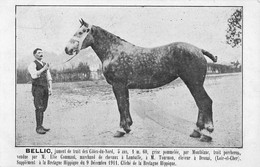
[93,25,130,44]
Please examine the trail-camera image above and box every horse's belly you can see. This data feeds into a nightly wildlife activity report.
[127,73,178,89]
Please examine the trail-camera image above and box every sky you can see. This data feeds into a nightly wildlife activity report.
[16,6,242,70]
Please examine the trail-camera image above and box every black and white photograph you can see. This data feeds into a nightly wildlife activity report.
[15,6,242,147]
[2,1,260,166]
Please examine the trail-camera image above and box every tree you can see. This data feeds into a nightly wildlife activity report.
[76,62,91,80]
[231,60,240,68]
[226,8,242,48]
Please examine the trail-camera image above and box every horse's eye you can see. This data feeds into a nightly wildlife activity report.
[82,29,86,32]
[78,32,83,35]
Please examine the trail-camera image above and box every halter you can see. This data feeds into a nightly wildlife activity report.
[71,24,92,51]
[50,25,93,68]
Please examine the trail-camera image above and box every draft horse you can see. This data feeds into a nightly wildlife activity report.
[65,19,217,142]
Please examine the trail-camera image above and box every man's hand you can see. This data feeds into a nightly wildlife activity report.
[43,63,49,71]
[36,63,49,77]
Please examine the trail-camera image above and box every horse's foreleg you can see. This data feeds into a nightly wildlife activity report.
[124,87,133,127]
[112,83,132,136]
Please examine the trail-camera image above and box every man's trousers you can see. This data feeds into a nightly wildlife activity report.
[32,85,49,128]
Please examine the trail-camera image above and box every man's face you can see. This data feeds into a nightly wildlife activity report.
[34,50,43,61]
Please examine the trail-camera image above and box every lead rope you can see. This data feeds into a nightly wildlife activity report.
[48,53,78,68]
[49,24,93,68]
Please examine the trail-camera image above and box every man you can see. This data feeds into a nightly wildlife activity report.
[28,48,52,134]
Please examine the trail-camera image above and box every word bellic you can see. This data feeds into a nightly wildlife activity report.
[26,148,51,153]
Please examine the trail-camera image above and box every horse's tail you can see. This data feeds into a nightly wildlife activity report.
[201,49,217,63]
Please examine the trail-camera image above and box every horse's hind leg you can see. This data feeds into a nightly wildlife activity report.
[180,75,214,142]
[188,84,214,142]
[112,83,132,137]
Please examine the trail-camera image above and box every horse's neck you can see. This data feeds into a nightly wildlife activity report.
[91,26,132,62]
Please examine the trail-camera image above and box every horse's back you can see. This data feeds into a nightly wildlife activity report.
[133,42,207,64]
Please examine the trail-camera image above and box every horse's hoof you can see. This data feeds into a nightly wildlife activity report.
[124,128,131,134]
[200,134,212,142]
[190,130,201,138]
[113,131,125,137]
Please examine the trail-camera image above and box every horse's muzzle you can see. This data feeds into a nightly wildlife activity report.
[64,47,71,55]
[65,47,78,55]
[65,40,79,55]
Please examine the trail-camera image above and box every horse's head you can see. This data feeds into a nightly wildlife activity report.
[65,19,94,55]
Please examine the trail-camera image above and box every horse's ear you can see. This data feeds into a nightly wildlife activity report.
[80,18,89,27]
[81,18,84,23]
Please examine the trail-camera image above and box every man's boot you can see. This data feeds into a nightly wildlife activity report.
[40,112,50,132]
[36,111,46,134]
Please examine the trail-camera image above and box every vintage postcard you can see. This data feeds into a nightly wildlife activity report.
[1,0,260,166]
